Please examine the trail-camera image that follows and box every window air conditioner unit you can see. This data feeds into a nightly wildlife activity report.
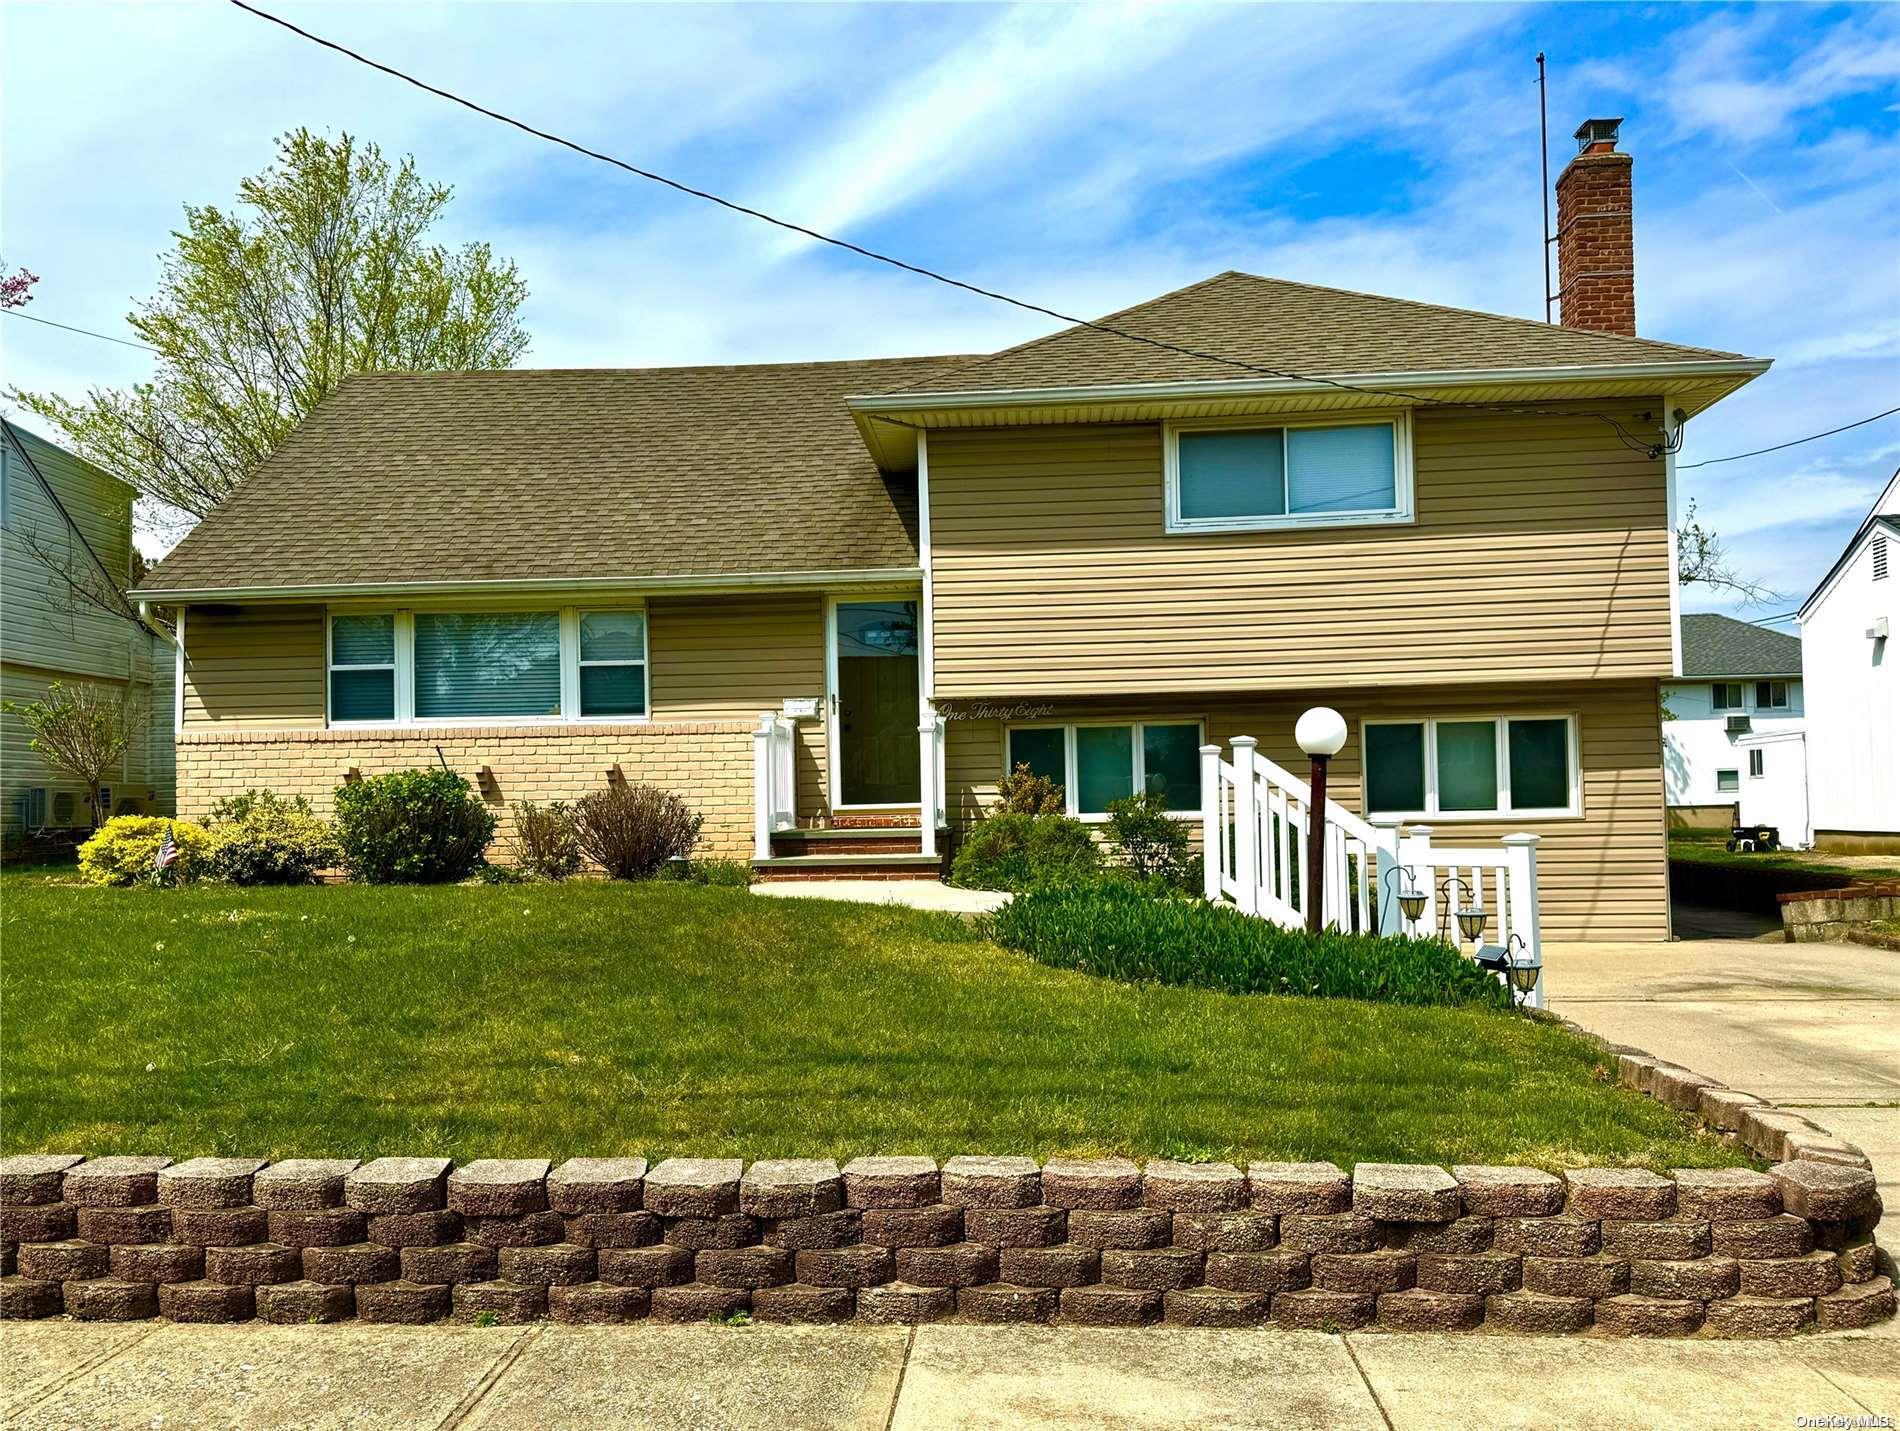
[1726,715,1751,735]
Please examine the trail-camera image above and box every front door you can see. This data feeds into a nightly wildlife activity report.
[833,599,920,807]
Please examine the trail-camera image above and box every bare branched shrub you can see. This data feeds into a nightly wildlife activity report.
[572,785,703,881]
[507,800,582,881]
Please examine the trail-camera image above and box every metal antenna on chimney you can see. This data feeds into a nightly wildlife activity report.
[1537,51,1553,322]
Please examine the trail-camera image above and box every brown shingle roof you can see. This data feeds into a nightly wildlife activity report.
[888,271,1746,394]
[141,357,966,592]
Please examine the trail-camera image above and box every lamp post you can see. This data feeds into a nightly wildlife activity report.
[1294,706,1348,934]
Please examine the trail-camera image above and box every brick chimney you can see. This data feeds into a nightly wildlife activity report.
[1555,117,1635,336]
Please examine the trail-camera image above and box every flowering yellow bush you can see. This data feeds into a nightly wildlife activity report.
[76,816,210,886]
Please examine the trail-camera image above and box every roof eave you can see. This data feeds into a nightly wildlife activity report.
[846,357,1771,417]
[133,565,926,604]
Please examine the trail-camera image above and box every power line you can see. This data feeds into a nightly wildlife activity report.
[1,308,159,354]
[1678,405,1900,469]
[225,0,1677,456]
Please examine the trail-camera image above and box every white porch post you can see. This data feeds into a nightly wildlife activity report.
[1400,824,1435,937]
[918,709,939,859]
[1502,832,1545,1008]
[1199,743,1222,902]
[752,712,775,862]
[1230,736,1260,916]
[1371,819,1404,935]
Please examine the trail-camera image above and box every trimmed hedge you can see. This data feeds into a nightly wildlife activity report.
[333,769,495,884]
[949,812,1100,892]
[992,881,1511,1008]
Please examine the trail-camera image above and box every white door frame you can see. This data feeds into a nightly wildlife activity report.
[825,589,925,811]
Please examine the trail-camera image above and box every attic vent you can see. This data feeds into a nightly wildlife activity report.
[1874,534,1890,582]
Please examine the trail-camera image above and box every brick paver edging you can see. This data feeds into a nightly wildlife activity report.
[0,1154,1888,1337]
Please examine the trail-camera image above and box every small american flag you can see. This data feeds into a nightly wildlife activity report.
[153,824,180,872]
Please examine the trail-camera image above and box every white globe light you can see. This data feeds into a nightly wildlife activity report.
[1295,706,1349,758]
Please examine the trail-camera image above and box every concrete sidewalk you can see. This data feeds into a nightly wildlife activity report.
[2,1318,1894,1430]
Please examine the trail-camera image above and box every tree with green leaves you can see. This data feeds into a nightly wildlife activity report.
[2,681,144,829]
[9,129,528,522]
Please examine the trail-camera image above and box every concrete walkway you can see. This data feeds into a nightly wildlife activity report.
[751,879,1010,914]
[1545,935,1899,1239]
[3,1318,1894,1429]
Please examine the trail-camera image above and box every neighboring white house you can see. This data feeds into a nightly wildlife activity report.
[1797,472,1898,853]
[1664,613,1807,844]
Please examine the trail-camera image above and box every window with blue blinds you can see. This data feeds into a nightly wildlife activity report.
[414,612,561,719]
[1171,419,1403,530]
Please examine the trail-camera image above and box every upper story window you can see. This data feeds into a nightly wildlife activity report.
[1165,414,1412,533]
[328,607,647,728]
[1754,680,1789,711]
[1711,682,1745,712]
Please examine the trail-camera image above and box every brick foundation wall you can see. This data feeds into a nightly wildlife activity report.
[1,1154,1886,1335]
[177,722,756,861]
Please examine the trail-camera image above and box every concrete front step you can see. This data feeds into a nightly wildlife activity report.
[751,852,944,883]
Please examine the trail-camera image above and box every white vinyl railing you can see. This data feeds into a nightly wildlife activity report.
[1200,737,1544,1006]
[752,712,798,860]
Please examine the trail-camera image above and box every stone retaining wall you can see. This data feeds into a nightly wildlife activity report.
[1,1155,1888,1337]
[1778,881,1900,943]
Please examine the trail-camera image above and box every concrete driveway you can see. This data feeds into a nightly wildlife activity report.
[1544,935,1900,1236]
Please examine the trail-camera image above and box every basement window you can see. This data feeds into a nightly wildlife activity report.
[1005,720,1203,819]
[1165,414,1413,533]
[1364,715,1579,820]
[1716,768,1740,793]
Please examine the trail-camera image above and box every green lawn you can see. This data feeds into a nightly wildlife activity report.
[1668,829,1900,881]
[0,871,1741,1170]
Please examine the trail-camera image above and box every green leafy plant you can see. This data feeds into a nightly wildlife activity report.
[707,1309,752,1328]
[331,769,496,884]
[201,790,339,886]
[471,1310,500,1328]
[2,682,144,829]
[506,800,582,881]
[571,784,703,881]
[991,881,1510,1008]
[1104,792,1195,888]
[948,812,1101,893]
[76,816,210,886]
[996,762,1065,815]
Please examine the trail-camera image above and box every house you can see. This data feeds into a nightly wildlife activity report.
[132,118,1769,940]
[1797,471,1898,853]
[1,419,176,837]
[1662,613,1806,845]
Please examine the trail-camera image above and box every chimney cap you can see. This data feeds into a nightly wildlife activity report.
[1573,117,1624,154]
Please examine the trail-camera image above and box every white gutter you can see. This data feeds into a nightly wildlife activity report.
[134,566,927,604]
[845,358,1772,412]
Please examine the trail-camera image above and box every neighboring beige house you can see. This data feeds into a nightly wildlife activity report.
[133,122,1767,939]
[2,419,175,838]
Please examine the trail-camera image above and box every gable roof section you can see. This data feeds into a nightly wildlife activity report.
[889,272,1749,395]
[1800,472,1900,619]
[1679,613,1801,678]
[139,357,965,595]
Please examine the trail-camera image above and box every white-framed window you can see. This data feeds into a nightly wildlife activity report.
[326,606,649,728]
[1716,768,1740,793]
[1163,412,1414,534]
[1748,749,1765,778]
[1754,680,1789,711]
[1004,719,1204,819]
[1363,714,1580,820]
[1711,682,1745,712]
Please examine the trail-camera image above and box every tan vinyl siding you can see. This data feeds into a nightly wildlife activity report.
[944,678,1667,942]
[927,406,1673,698]
[648,595,830,820]
[182,606,327,729]
[176,594,844,821]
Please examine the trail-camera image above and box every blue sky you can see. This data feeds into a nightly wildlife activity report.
[3,1,1896,621]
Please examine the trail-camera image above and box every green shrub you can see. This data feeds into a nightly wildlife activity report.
[949,812,1101,892]
[1104,792,1196,888]
[572,784,703,880]
[76,816,211,886]
[992,881,1510,1008]
[506,801,582,881]
[332,769,496,884]
[202,790,338,886]
[996,762,1065,815]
